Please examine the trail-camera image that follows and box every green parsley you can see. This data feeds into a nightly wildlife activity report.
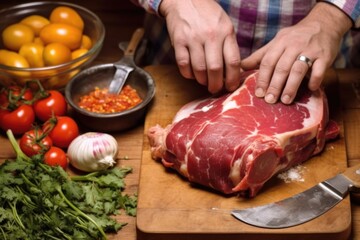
[0,130,137,239]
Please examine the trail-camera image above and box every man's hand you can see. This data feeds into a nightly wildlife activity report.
[242,2,352,104]
[160,0,242,93]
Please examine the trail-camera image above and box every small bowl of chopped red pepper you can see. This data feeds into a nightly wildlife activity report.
[64,63,155,132]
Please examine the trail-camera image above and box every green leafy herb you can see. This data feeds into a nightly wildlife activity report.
[0,130,137,239]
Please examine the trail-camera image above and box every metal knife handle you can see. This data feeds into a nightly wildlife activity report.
[341,163,360,188]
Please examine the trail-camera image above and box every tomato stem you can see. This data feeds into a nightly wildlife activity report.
[27,79,50,103]
[33,127,50,143]
[42,116,58,135]
[6,90,22,111]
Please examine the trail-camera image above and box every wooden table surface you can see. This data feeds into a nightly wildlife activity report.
[337,68,360,240]
[1,1,360,239]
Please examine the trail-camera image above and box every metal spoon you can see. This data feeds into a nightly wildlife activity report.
[108,28,145,94]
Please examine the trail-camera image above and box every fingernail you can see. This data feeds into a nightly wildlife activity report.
[265,94,276,103]
[281,95,291,104]
[255,87,265,97]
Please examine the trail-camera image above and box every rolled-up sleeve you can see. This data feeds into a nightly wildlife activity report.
[130,0,163,15]
[321,0,360,27]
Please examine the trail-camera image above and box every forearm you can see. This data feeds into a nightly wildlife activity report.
[307,2,352,38]
[320,0,360,28]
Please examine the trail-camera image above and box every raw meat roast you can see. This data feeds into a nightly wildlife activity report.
[148,71,339,197]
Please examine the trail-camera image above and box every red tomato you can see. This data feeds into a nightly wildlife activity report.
[33,90,67,122]
[10,86,33,101]
[20,129,53,157]
[12,86,33,102]
[43,146,68,169]
[0,86,33,106]
[0,109,7,124]
[0,90,8,107]
[0,104,35,135]
[43,116,79,149]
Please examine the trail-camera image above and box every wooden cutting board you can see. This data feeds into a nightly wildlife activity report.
[137,65,350,240]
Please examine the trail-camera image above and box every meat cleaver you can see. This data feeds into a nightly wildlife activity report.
[232,164,360,228]
[108,28,144,94]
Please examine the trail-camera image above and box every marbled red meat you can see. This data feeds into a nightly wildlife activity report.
[148,71,339,197]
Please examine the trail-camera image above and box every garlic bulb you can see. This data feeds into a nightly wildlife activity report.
[67,132,119,172]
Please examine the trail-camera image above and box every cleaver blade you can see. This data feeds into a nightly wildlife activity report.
[232,164,360,229]
[108,65,134,94]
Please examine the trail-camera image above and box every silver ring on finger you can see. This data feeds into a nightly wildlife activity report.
[296,55,313,68]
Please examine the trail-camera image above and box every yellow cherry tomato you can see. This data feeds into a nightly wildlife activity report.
[39,23,82,50]
[80,35,92,49]
[31,68,58,79]
[0,49,30,68]
[20,15,50,36]
[71,48,88,60]
[43,42,72,66]
[0,49,31,78]
[19,42,45,68]
[2,23,35,51]
[33,37,44,45]
[49,6,84,31]
[71,48,88,67]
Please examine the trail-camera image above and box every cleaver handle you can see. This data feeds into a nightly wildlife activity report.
[123,28,144,57]
[341,163,360,188]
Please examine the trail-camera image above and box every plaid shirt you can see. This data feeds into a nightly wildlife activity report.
[131,0,360,67]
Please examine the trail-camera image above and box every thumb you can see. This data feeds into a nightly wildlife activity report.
[241,46,267,71]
